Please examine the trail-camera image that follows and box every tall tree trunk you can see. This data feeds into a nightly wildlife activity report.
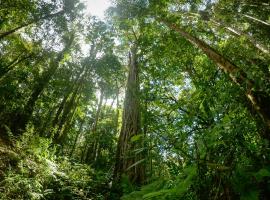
[162,20,270,140]
[177,11,269,54]
[93,90,104,132]
[53,82,82,141]
[85,90,104,163]
[51,89,72,129]
[0,53,37,81]
[243,14,270,26]
[210,19,269,54]
[0,10,65,40]
[53,44,96,142]
[69,118,85,158]
[115,83,120,134]
[11,34,74,135]
[1,52,24,70]
[81,141,89,163]
[56,104,78,155]
[39,103,58,137]
[113,45,145,187]
[51,64,87,130]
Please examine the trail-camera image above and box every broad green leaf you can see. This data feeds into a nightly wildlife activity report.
[130,134,143,142]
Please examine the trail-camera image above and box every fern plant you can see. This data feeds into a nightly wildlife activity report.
[121,166,197,200]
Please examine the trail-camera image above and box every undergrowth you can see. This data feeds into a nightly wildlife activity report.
[121,166,197,200]
[0,126,97,200]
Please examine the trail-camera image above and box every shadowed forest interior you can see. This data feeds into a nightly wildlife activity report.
[0,0,270,199]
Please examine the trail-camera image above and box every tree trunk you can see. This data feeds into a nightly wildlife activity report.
[85,90,104,163]
[51,64,87,131]
[54,45,96,146]
[69,119,85,158]
[39,103,58,137]
[56,104,78,154]
[210,19,269,54]
[51,89,72,129]
[81,141,89,163]
[0,10,65,40]
[53,82,82,141]
[243,14,270,26]
[115,83,120,134]
[175,11,269,54]
[0,53,35,79]
[93,90,104,132]
[113,45,145,187]
[162,20,270,140]
[11,34,74,135]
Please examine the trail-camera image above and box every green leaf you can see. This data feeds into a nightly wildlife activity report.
[240,190,259,200]
[130,134,143,142]
[143,189,171,199]
[254,168,270,181]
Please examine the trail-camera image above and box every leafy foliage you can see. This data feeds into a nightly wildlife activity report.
[0,0,270,199]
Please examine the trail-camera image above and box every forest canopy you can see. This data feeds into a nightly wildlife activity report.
[0,0,270,199]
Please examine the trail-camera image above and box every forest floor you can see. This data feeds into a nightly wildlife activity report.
[0,138,19,180]
[0,135,111,199]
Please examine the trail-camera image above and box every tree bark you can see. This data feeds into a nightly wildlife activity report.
[0,10,65,40]
[243,14,270,26]
[51,59,89,132]
[93,90,104,133]
[53,82,83,142]
[51,89,72,129]
[113,45,145,187]
[56,104,78,154]
[11,34,74,135]
[175,11,269,54]
[85,90,104,163]
[69,118,85,158]
[162,20,270,140]
[0,53,35,79]
[210,19,269,54]
[115,85,120,134]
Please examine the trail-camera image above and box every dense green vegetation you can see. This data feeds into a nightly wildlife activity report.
[0,0,270,199]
